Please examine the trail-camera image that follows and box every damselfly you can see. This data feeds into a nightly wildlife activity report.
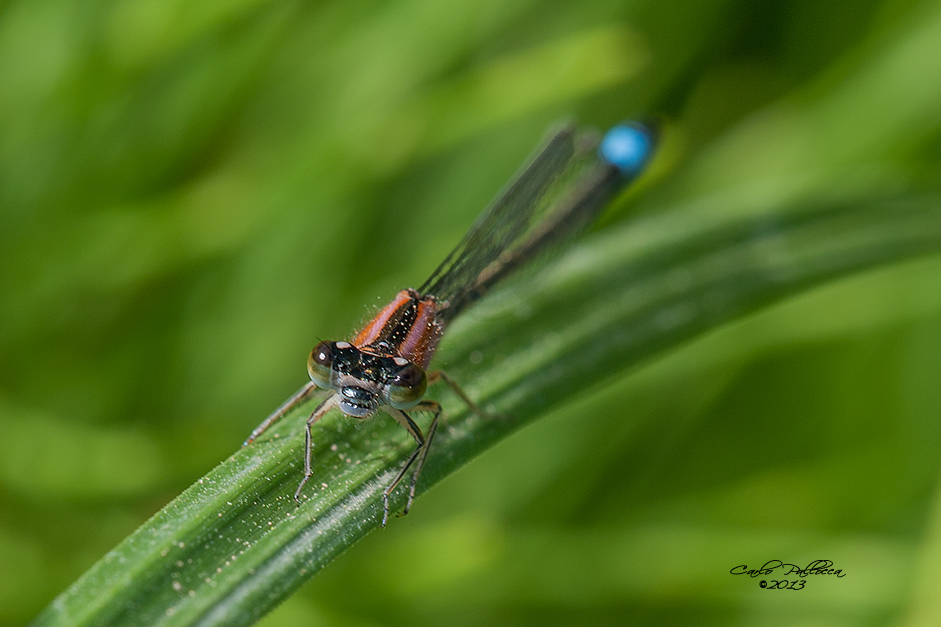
[244,120,659,525]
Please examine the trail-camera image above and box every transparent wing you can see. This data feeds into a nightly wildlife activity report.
[418,124,577,305]
[421,120,659,325]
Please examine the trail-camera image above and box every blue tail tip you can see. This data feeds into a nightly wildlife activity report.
[599,121,659,177]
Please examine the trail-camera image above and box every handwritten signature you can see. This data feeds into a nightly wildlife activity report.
[730,560,845,578]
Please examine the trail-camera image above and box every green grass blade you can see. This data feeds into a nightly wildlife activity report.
[31,190,941,627]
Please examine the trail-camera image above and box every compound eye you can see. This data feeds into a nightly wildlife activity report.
[388,363,427,410]
[307,341,334,388]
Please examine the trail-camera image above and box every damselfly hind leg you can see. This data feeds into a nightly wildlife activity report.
[431,370,508,421]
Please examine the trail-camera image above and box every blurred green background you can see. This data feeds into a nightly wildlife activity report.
[3,0,941,625]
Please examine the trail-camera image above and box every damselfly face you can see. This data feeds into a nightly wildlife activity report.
[307,341,428,418]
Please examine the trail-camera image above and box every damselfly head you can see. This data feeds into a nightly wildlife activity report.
[307,340,428,417]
